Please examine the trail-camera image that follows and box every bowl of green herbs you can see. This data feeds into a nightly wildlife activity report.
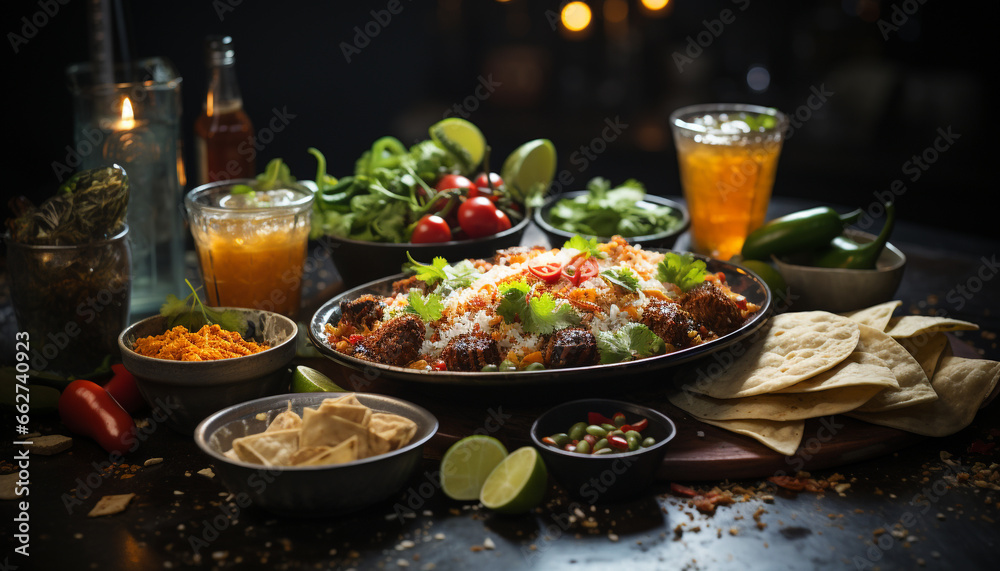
[535,178,689,249]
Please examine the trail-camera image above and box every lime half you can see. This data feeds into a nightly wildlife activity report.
[291,365,348,393]
[429,118,486,172]
[479,446,548,514]
[440,435,508,501]
[500,139,557,206]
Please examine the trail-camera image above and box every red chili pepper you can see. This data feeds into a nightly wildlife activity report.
[607,434,629,450]
[103,363,145,414]
[628,418,649,432]
[541,436,558,447]
[528,259,562,284]
[348,334,365,345]
[562,255,599,286]
[58,379,138,456]
[588,412,614,426]
[670,482,698,498]
[431,360,447,371]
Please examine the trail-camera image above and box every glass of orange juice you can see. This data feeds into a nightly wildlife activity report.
[184,179,313,319]
[669,103,789,260]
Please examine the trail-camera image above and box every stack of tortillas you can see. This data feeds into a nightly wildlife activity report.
[667,301,1000,456]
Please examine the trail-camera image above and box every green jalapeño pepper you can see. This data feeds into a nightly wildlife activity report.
[741,206,864,260]
[809,201,895,269]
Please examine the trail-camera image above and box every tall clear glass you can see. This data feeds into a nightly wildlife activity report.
[185,180,313,320]
[670,103,789,260]
[66,57,185,317]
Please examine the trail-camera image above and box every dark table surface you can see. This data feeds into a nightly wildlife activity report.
[2,196,998,571]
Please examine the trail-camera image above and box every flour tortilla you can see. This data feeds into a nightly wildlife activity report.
[289,436,360,466]
[774,350,897,394]
[266,402,302,432]
[678,311,861,399]
[884,315,979,338]
[232,428,301,466]
[852,324,938,413]
[695,417,805,456]
[848,356,1000,437]
[840,301,901,332]
[299,407,371,458]
[667,383,885,422]
[897,332,950,380]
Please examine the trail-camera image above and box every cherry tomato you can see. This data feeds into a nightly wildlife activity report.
[494,209,512,232]
[457,196,500,239]
[470,172,504,202]
[435,173,476,194]
[411,214,453,243]
[528,259,562,283]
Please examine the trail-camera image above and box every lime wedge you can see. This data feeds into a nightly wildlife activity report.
[440,435,508,501]
[291,365,348,393]
[500,139,557,207]
[429,118,486,172]
[479,446,548,514]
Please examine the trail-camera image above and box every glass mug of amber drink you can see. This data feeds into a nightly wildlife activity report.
[670,103,789,260]
[185,180,313,319]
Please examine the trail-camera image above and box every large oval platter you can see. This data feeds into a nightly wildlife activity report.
[308,252,772,387]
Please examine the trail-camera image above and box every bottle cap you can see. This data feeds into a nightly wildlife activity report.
[205,35,236,66]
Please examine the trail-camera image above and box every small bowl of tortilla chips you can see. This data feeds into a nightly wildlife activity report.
[194,392,438,516]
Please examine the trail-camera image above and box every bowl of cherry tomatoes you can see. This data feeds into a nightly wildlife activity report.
[323,171,532,289]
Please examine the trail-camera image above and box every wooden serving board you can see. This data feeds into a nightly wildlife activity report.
[302,336,985,482]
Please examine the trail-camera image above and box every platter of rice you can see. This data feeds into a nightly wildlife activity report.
[308,236,772,386]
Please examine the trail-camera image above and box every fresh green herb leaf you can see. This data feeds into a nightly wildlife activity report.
[404,253,481,291]
[563,235,607,259]
[548,178,683,239]
[159,280,247,336]
[597,323,666,364]
[656,252,710,292]
[405,253,450,286]
[404,290,444,322]
[496,280,580,334]
[600,267,640,292]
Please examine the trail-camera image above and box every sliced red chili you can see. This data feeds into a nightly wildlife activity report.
[607,434,629,450]
[348,334,365,345]
[431,359,447,371]
[588,412,614,426]
[628,418,649,432]
[562,255,599,286]
[670,482,698,497]
[528,259,562,284]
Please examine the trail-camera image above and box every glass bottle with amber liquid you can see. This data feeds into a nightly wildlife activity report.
[194,35,255,184]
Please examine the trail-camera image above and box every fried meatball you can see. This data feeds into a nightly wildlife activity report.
[354,313,424,366]
[544,327,599,369]
[641,300,699,349]
[340,294,385,330]
[441,332,500,372]
[681,282,744,337]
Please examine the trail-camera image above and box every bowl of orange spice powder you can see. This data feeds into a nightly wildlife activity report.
[118,308,298,434]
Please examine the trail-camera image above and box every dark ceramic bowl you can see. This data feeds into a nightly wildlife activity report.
[530,399,677,503]
[534,191,689,249]
[323,208,532,289]
[118,308,298,434]
[772,229,907,313]
[194,392,438,517]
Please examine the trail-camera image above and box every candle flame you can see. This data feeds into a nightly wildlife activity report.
[120,97,136,129]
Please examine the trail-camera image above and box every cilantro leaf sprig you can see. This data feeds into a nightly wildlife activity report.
[496,279,581,335]
[160,280,247,336]
[563,235,608,259]
[404,252,480,292]
[404,290,444,322]
[656,252,709,292]
[600,267,640,292]
[597,323,666,364]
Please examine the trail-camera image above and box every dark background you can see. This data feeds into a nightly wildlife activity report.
[4,0,993,241]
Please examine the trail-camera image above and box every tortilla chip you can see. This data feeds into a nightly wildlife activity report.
[677,311,861,399]
[884,315,979,339]
[667,383,884,422]
[840,301,901,332]
[88,493,136,517]
[317,400,372,426]
[290,436,360,466]
[232,428,300,466]
[695,417,804,456]
[266,402,302,432]
[848,356,1000,437]
[324,393,362,406]
[299,407,371,458]
[852,324,938,413]
[369,412,419,451]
